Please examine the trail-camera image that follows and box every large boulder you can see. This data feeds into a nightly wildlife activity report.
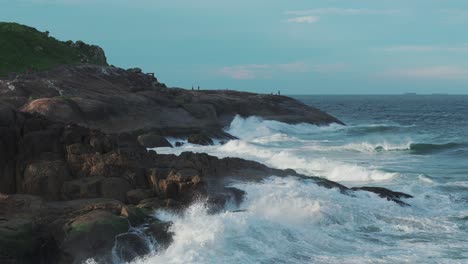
[59,210,129,263]
[0,216,41,263]
[21,98,81,124]
[22,160,72,200]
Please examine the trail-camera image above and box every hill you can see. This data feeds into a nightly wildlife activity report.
[0,22,107,76]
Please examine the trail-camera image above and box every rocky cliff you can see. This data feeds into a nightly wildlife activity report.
[0,103,412,263]
[0,64,343,147]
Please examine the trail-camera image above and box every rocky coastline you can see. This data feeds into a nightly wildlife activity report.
[0,24,412,264]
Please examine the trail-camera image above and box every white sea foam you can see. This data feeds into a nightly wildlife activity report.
[132,177,460,264]
[156,139,398,183]
[226,115,345,140]
[142,115,467,263]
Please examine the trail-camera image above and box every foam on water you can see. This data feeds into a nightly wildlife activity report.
[141,114,468,263]
[131,177,465,264]
[155,139,398,183]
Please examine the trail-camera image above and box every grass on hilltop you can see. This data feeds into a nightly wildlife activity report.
[0,22,107,77]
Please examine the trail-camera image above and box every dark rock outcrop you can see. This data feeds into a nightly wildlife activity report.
[188,133,214,146]
[137,133,172,148]
[351,187,414,206]
[0,64,343,145]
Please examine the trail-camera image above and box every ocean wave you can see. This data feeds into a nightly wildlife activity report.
[227,115,345,140]
[312,142,412,153]
[226,116,419,141]
[321,141,467,155]
[157,139,398,183]
[131,177,456,264]
[346,124,414,135]
[408,142,467,154]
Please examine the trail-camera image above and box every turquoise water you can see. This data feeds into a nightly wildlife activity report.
[132,95,468,264]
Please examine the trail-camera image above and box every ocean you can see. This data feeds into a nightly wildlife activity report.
[132,95,468,264]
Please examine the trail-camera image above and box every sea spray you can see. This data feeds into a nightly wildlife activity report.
[149,98,468,264]
[132,177,461,264]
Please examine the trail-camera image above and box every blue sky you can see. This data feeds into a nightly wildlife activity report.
[2,0,468,94]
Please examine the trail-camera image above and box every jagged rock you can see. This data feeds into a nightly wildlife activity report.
[351,187,414,206]
[207,187,246,213]
[0,97,414,264]
[127,68,142,74]
[1,64,344,137]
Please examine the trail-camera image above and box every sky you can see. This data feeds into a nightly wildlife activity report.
[1,0,468,94]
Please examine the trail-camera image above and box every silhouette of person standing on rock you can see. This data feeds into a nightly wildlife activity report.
[198,86,200,91]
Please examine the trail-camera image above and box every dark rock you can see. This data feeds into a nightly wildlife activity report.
[137,198,166,210]
[121,205,148,226]
[188,133,214,146]
[61,177,104,200]
[146,220,173,248]
[100,177,132,202]
[0,214,41,263]
[60,210,129,263]
[1,64,344,137]
[175,141,184,147]
[351,187,413,206]
[114,233,151,263]
[22,160,72,200]
[127,67,142,74]
[126,189,154,205]
[137,133,172,148]
[0,99,414,263]
[207,187,246,213]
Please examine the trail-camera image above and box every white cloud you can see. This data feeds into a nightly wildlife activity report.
[219,62,346,80]
[286,8,399,16]
[378,45,468,52]
[381,66,468,80]
[286,16,320,24]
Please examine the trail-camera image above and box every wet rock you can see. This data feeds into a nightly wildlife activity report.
[137,133,171,148]
[0,217,41,263]
[146,220,173,248]
[351,187,413,206]
[187,133,214,146]
[114,232,151,263]
[60,210,129,263]
[207,187,246,213]
[121,205,148,226]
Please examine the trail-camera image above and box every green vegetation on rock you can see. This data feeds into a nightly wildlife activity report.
[0,220,39,260]
[0,22,107,77]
